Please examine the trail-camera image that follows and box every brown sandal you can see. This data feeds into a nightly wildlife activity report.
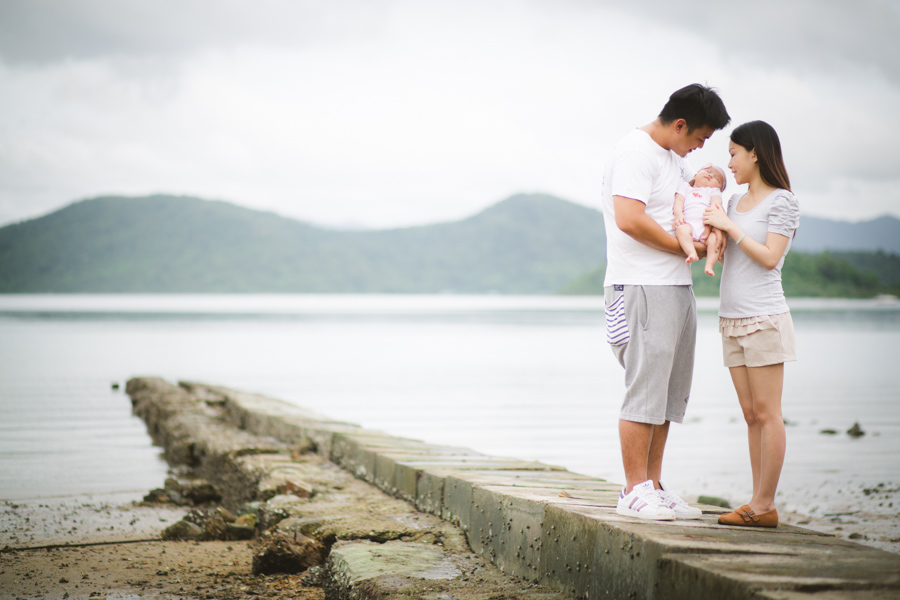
[718,504,778,528]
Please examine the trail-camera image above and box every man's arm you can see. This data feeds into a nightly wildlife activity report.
[614,195,706,257]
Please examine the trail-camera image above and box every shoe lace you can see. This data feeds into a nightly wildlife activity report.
[658,489,686,508]
[635,487,666,508]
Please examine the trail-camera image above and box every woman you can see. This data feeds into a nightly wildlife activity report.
[703,120,800,528]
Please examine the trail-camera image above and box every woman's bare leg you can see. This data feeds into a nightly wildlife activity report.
[745,363,785,513]
[729,366,761,502]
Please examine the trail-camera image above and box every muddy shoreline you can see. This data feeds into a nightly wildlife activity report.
[1,378,573,600]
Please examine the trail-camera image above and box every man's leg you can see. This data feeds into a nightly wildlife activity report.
[612,286,694,520]
[647,420,671,488]
[621,419,670,493]
[654,286,701,518]
[620,419,651,493]
[617,417,676,520]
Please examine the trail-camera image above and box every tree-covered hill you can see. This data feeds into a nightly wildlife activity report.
[791,215,900,255]
[0,193,606,293]
[1,193,898,296]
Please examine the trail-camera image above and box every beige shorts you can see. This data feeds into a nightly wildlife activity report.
[720,312,797,368]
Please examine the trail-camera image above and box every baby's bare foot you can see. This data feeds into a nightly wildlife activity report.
[685,253,699,264]
[704,265,716,276]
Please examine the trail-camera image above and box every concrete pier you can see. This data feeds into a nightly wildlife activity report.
[127,377,900,599]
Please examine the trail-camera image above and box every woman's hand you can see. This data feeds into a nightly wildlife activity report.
[703,204,732,232]
[716,229,727,263]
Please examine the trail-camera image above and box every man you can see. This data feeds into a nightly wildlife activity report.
[601,84,730,520]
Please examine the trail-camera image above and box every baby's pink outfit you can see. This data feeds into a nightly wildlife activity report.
[676,181,721,241]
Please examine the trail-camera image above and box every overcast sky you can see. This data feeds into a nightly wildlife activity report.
[1,0,898,229]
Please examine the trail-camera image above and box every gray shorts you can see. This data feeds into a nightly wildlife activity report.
[604,285,697,425]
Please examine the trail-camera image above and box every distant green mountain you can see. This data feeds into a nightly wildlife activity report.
[2,193,898,296]
[828,251,900,288]
[791,215,900,255]
[0,193,606,293]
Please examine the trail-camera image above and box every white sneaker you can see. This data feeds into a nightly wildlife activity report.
[658,480,702,519]
[616,480,675,521]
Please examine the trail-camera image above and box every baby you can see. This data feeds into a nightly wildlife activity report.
[673,163,726,276]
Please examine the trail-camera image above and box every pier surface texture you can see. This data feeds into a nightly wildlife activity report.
[124,378,900,599]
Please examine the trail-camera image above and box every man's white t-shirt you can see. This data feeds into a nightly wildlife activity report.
[601,128,693,286]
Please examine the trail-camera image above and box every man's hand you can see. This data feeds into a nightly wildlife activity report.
[615,195,704,257]
[692,240,708,257]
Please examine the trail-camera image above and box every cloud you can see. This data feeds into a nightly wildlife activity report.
[6,0,896,84]
[0,0,384,64]
[0,0,897,228]
[599,0,900,85]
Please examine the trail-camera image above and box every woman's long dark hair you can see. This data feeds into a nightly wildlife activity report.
[731,121,791,192]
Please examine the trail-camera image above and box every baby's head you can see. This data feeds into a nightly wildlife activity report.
[692,164,726,191]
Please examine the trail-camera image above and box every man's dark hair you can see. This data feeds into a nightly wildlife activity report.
[659,84,730,133]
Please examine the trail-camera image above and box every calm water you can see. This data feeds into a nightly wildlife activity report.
[1,294,898,531]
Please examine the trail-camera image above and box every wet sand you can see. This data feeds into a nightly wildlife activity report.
[779,504,900,555]
[0,495,324,600]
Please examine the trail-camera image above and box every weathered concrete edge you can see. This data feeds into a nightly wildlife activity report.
[182,381,900,600]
